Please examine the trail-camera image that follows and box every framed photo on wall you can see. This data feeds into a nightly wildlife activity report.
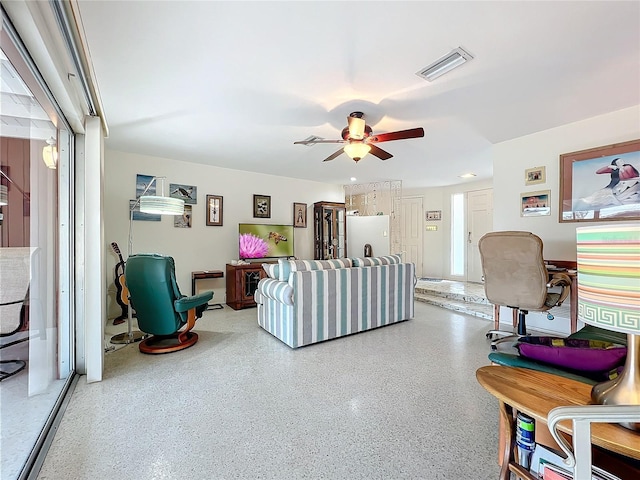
[559,139,640,222]
[525,166,545,185]
[293,202,307,228]
[253,194,271,218]
[521,190,551,217]
[169,183,197,204]
[206,195,223,226]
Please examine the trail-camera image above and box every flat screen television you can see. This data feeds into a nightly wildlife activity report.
[238,223,294,260]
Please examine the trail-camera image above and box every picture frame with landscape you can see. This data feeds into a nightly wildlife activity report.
[521,190,551,217]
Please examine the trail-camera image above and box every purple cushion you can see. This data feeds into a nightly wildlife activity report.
[516,337,626,373]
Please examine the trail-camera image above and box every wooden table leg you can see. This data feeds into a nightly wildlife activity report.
[498,401,514,480]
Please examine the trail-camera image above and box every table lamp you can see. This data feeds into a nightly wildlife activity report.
[576,224,640,431]
[111,176,184,344]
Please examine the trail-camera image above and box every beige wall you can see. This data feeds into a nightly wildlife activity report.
[104,150,344,307]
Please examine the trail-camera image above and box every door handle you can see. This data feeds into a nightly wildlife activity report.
[468,231,472,244]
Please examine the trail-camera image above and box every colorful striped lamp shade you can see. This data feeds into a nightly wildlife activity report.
[576,224,640,335]
[576,224,640,430]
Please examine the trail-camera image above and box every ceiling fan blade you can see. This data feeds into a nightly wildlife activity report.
[294,139,345,145]
[369,145,393,160]
[323,148,345,162]
[368,127,425,143]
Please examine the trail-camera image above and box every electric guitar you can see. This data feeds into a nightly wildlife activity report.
[110,242,129,325]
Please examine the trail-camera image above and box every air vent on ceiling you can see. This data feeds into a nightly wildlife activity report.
[416,47,474,82]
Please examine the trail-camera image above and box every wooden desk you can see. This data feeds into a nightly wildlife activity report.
[191,270,224,310]
[545,260,578,333]
[476,366,640,480]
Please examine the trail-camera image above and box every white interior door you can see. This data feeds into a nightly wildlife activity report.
[466,189,493,283]
[401,196,423,277]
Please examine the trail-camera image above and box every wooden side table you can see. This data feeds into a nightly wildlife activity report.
[476,366,640,480]
[191,270,224,310]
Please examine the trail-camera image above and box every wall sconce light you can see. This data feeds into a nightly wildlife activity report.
[42,137,58,169]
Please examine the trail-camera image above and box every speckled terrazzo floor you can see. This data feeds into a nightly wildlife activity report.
[36,301,501,480]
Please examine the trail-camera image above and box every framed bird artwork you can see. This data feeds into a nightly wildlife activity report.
[559,139,640,222]
[169,183,197,204]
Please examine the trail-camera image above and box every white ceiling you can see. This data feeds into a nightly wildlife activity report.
[75,1,640,189]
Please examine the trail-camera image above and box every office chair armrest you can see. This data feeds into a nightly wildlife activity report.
[174,291,214,313]
[548,272,571,306]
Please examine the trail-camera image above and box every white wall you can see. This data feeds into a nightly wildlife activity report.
[492,105,640,334]
[104,150,344,307]
[404,179,493,279]
[493,105,640,260]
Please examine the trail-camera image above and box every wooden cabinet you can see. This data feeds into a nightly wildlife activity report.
[313,201,347,260]
[226,263,266,310]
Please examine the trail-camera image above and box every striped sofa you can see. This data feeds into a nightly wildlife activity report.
[255,256,415,348]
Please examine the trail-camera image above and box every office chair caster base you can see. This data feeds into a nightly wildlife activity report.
[110,330,148,344]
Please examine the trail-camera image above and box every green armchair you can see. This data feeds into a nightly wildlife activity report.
[125,254,213,354]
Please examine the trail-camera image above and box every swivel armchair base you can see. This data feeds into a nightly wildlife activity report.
[139,331,198,354]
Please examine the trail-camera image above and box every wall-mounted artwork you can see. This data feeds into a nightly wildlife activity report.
[174,205,192,228]
[293,202,307,228]
[136,174,155,198]
[525,166,546,185]
[130,199,160,221]
[206,195,223,226]
[559,139,640,222]
[253,194,271,218]
[521,190,551,217]
[169,183,197,204]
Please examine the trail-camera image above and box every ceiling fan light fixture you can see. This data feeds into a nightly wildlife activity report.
[416,47,474,82]
[344,143,371,162]
[348,117,366,139]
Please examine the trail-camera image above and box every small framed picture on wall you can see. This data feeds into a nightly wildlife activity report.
[293,202,307,228]
[521,190,551,217]
[525,166,546,185]
[253,194,271,218]
[206,195,223,226]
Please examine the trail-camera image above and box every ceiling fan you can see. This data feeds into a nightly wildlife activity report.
[294,112,424,163]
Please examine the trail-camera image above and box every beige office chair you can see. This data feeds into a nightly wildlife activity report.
[478,231,572,350]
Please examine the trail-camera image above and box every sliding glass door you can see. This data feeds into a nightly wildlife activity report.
[1,13,73,480]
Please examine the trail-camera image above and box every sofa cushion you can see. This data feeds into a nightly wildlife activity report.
[262,263,279,279]
[352,255,402,267]
[516,336,627,375]
[277,258,352,282]
[257,278,294,306]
